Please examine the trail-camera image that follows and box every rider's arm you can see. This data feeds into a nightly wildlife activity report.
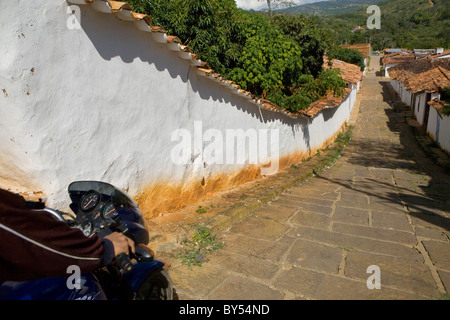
[0,189,107,281]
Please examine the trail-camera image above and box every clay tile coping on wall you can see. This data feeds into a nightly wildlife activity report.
[109,1,132,12]
[67,0,364,120]
[428,98,449,115]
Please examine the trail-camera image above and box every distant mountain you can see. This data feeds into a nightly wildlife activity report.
[277,0,387,16]
[315,0,450,50]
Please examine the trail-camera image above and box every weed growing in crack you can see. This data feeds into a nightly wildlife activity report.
[315,125,354,174]
[173,226,224,268]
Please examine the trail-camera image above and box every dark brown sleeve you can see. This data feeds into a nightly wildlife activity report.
[0,189,104,281]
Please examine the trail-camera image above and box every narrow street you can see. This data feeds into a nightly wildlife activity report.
[158,55,450,300]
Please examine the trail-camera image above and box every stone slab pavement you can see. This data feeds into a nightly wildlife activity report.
[154,56,450,300]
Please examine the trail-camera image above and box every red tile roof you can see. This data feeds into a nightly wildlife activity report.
[382,52,416,66]
[389,58,450,94]
[405,66,450,93]
[323,57,363,85]
[339,43,371,59]
[303,87,353,118]
[67,0,363,119]
[390,56,450,74]
[428,98,449,115]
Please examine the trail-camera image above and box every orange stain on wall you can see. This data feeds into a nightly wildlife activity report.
[136,123,347,219]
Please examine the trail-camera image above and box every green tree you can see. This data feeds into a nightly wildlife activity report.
[126,0,347,112]
[267,68,346,112]
[127,0,243,74]
[315,0,450,51]
[225,12,304,97]
[327,47,365,71]
[270,14,327,77]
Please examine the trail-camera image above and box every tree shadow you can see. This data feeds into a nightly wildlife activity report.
[316,173,450,231]
[75,4,357,160]
[322,78,450,231]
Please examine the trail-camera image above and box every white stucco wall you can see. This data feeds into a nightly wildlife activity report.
[400,86,412,107]
[413,93,440,126]
[384,64,396,78]
[427,107,438,140]
[414,93,427,125]
[390,79,399,93]
[438,115,450,153]
[0,0,359,213]
[427,108,450,153]
[390,81,448,150]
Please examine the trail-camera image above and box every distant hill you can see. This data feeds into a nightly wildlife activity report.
[315,0,450,50]
[277,0,387,16]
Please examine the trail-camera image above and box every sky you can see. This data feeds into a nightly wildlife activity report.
[235,0,329,11]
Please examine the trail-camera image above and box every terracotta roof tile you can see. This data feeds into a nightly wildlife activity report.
[303,87,353,118]
[390,58,450,94]
[406,67,450,93]
[166,35,181,44]
[109,1,132,13]
[428,98,449,115]
[323,57,363,85]
[390,56,450,75]
[67,0,363,119]
[339,43,371,58]
[382,53,416,66]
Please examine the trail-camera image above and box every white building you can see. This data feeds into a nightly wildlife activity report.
[389,58,450,153]
[382,53,415,78]
[427,99,450,153]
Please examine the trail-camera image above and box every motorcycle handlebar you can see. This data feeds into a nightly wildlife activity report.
[116,253,133,272]
[32,201,135,272]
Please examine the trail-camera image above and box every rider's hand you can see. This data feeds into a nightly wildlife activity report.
[104,232,135,257]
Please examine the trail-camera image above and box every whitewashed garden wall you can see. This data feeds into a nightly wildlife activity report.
[0,1,361,216]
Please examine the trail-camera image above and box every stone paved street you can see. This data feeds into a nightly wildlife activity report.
[156,56,450,300]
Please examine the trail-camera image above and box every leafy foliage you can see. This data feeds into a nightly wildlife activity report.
[225,12,304,97]
[441,87,450,116]
[270,14,327,77]
[126,0,348,112]
[327,47,366,71]
[174,226,224,268]
[316,0,450,51]
[267,68,347,112]
[128,0,244,75]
